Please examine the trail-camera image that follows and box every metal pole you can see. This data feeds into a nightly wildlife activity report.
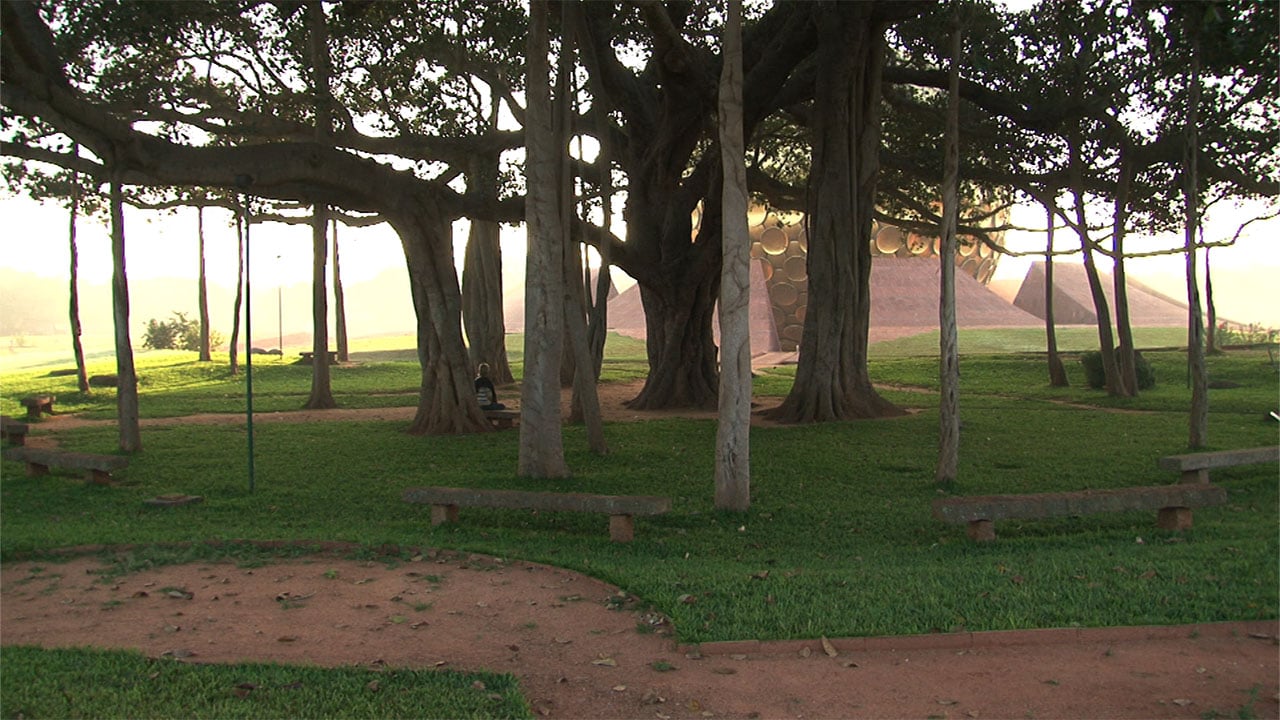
[242,189,256,493]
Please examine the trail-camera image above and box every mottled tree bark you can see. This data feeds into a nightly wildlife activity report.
[1069,132,1121,396]
[1183,11,1209,448]
[67,146,89,392]
[197,205,212,362]
[332,219,348,363]
[715,0,751,511]
[518,0,569,476]
[1110,149,1138,396]
[1044,204,1069,387]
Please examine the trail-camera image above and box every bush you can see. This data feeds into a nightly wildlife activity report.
[142,312,224,351]
[1080,350,1155,390]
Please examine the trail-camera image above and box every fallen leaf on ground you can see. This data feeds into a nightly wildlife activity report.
[592,657,618,667]
[821,636,838,657]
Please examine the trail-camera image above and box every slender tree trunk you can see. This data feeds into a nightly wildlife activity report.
[715,0,751,511]
[1111,149,1138,396]
[519,0,569,477]
[109,177,141,452]
[304,203,337,409]
[304,1,336,409]
[936,11,962,486]
[768,3,903,423]
[1205,248,1217,354]
[67,145,89,393]
[556,11,606,453]
[197,205,212,361]
[1044,204,1069,386]
[586,123,613,377]
[229,208,244,376]
[1183,11,1209,448]
[332,218,348,363]
[1069,133,1121,395]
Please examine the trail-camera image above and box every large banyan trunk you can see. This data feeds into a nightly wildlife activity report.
[462,217,511,384]
[391,198,490,435]
[625,189,721,411]
[109,177,142,452]
[768,3,902,423]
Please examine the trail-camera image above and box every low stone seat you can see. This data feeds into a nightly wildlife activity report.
[1157,446,1278,484]
[933,484,1228,542]
[483,409,519,429]
[20,394,54,419]
[1,415,29,446]
[404,486,671,542]
[3,446,129,485]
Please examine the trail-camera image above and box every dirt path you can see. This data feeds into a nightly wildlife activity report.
[3,554,1276,719]
[5,380,1278,718]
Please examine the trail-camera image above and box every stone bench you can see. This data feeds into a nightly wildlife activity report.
[297,350,339,365]
[1157,446,1278,484]
[484,409,519,430]
[932,484,1228,542]
[404,486,671,542]
[3,446,129,485]
[20,394,54,419]
[1,415,29,446]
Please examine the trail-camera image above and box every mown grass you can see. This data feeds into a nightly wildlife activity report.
[0,646,530,720]
[2,341,1275,642]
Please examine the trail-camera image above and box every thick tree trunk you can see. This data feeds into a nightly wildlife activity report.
[392,199,490,435]
[715,0,751,512]
[768,3,903,423]
[304,203,337,409]
[519,0,569,476]
[1111,151,1138,396]
[109,178,141,452]
[462,216,512,384]
[1183,12,1209,448]
[67,149,89,393]
[332,219,348,363]
[630,263,721,410]
[936,13,962,486]
[197,206,212,362]
[1044,204,1069,387]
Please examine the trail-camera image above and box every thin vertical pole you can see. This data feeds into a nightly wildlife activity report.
[243,191,255,492]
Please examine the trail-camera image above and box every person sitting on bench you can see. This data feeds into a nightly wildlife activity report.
[474,362,505,410]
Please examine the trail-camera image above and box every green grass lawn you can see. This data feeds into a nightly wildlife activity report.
[1,332,1276,718]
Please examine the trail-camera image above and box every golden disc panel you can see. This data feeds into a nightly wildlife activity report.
[932,235,942,255]
[906,233,930,255]
[761,227,788,255]
[977,257,995,284]
[771,281,799,307]
[781,324,804,343]
[978,239,993,258]
[794,304,807,323]
[797,228,807,252]
[875,226,905,254]
[958,237,977,257]
[783,255,807,282]
[759,260,774,281]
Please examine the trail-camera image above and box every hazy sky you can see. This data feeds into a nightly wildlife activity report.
[1,193,1276,326]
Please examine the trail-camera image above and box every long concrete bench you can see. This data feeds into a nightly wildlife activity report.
[404,486,671,542]
[3,446,129,485]
[1157,446,1278,484]
[0,415,29,446]
[933,484,1228,542]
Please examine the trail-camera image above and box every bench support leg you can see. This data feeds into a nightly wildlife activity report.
[85,469,114,485]
[1179,469,1210,484]
[1157,506,1193,531]
[609,514,635,543]
[431,504,459,526]
[966,519,995,542]
[25,462,48,477]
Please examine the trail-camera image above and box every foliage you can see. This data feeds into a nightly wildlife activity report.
[1,348,1275,645]
[0,646,530,720]
[1080,349,1155,391]
[142,311,224,352]
[1217,323,1278,347]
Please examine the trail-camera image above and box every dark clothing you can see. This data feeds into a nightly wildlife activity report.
[475,377,504,410]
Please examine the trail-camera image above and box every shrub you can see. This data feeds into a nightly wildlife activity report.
[1080,350,1155,390]
[142,312,224,351]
